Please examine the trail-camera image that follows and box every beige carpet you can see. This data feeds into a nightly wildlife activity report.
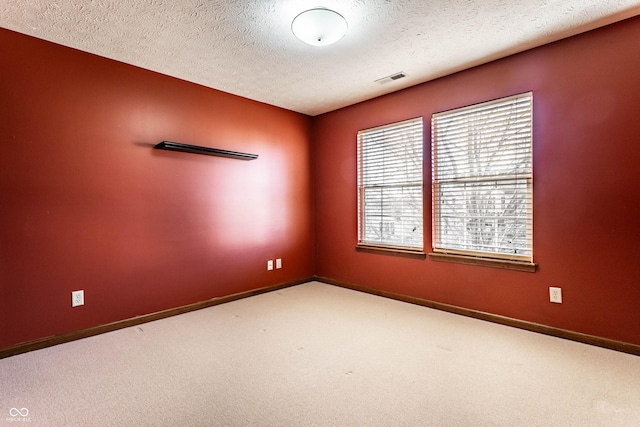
[1,281,639,426]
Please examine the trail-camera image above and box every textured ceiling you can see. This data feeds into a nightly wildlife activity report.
[2,0,640,116]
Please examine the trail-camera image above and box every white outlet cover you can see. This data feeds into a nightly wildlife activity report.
[267,260,274,271]
[72,290,84,307]
[276,258,282,269]
[549,287,562,304]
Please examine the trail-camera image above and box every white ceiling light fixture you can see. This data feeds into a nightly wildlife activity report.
[292,7,348,47]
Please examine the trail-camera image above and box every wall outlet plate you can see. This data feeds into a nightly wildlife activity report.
[276,258,282,269]
[267,260,274,271]
[72,290,84,307]
[549,287,562,304]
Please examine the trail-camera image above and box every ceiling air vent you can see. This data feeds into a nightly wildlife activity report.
[375,72,408,84]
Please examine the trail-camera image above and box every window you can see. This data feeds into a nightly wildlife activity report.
[357,117,423,252]
[431,93,533,266]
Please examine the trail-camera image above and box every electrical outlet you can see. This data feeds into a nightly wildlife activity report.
[276,258,282,269]
[267,260,274,271]
[72,290,84,307]
[549,287,562,304]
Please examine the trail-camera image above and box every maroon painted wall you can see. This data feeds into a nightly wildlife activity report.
[0,29,314,349]
[314,17,640,346]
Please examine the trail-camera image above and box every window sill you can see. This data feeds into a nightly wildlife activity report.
[356,244,426,259]
[428,252,537,272]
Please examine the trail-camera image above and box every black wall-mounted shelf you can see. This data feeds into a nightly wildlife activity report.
[154,141,258,160]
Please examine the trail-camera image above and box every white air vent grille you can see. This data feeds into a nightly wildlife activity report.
[375,72,408,84]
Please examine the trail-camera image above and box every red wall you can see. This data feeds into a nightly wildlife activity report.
[314,17,640,346]
[0,29,314,349]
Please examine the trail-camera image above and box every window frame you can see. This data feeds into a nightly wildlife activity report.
[430,92,536,271]
[356,117,425,255]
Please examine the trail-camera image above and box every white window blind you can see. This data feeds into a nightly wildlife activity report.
[358,117,423,250]
[432,92,533,261]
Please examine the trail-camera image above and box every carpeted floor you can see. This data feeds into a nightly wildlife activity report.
[1,281,639,426]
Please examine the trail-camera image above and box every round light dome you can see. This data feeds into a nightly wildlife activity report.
[291,8,348,47]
